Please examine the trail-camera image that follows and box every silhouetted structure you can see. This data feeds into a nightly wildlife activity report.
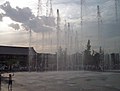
[0,45,120,72]
[83,40,103,71]
[111,53,120,69]
[0,46,36,71]
[0,45,57,72]
[83,40,95,70]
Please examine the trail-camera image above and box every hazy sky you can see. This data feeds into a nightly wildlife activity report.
[0,0,120,53]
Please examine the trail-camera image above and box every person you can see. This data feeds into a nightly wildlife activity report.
[8,74,12,90]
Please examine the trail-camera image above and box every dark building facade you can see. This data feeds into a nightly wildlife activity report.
[0,45,57,72]
[111,53,120,69]
[83,40,103,71]
[0,46,36,71]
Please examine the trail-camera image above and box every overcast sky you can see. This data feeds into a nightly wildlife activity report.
[0,0,120,53]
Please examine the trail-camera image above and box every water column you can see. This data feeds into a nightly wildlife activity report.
[69,24,74,70]
[42,32,45,71]
[28,29,32,72]
[67,23,71,70]
[75,31,79,70]
[80,0,84,70]
[64,20,68,70]
[56,9,60,71]
[115,0,119,23]
[97,5,105,71]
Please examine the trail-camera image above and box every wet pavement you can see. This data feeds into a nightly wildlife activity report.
[1,71,120,91]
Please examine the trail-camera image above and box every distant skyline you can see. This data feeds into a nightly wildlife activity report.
[0,0,120,53]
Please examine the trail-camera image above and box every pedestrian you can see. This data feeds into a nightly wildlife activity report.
[8,74,12,90]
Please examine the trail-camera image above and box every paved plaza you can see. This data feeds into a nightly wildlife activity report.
[1,71,120,91]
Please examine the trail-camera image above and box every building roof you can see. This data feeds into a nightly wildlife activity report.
[0,46,36,55]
